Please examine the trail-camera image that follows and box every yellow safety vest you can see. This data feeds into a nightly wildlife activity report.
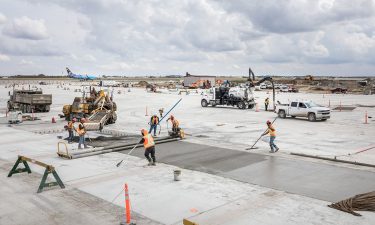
[268,125,276,137]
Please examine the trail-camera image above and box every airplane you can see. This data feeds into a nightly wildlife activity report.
[66,67,96,80]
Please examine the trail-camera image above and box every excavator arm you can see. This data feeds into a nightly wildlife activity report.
[247,68,276,111]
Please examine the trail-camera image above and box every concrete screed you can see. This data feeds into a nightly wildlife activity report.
[0,82,374,225]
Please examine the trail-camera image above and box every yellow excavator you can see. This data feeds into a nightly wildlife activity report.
[62,88,117,130]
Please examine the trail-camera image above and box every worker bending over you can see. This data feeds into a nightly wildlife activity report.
[139,129,156,166]
[75,119,88,149]
[149,114,159,136]
[167,115,180,133]
[262,120,279,153]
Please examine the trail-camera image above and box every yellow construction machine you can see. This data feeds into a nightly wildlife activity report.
[62,89,117,130]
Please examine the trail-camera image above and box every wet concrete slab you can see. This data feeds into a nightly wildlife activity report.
[123,141,375,202]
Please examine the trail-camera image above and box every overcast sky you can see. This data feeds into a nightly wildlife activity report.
[0,0,375,76]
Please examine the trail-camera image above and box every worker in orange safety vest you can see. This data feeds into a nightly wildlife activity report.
[166,115,180,133]
[75,119,88,149]
[139,129,156,166]
[66,118,76,143]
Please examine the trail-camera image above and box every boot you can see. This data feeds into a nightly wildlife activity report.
[147,159,152,166]
[151,161,156,166]
[78,144,82,149]
[275,147,279,152]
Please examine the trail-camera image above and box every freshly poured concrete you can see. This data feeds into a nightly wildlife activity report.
[0,159,162,225]
[124,141,375,202]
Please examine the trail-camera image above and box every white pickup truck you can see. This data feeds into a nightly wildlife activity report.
[276,101,331,121]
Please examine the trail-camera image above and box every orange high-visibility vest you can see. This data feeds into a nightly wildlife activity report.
[67,121,73,129]
[268,125,276,137]
[76,124,86,136]
[143,134,155,149]
[172,119,179,127]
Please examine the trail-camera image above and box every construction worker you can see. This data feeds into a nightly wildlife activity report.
[149,114,159,136]
[158,108,164,118]
[166,115,180,133]
[139,129,156,166]
[262,120,279,153]
[75,119,88,149]
[264,97,270,111]
[67,118,76,143]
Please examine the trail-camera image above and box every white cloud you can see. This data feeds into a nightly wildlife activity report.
[0,0,375,75]
[98,61,136,71]
[19,59,34,65]
[3,16,49,40]
[0,53,10,61]
[0,13,7,24]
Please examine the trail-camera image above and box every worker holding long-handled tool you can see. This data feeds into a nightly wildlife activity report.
[246,117,278,151]
[262,120,279,153]
[115,129,157,167]
[139,129,156,166]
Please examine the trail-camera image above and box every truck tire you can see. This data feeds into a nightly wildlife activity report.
[112,112,117,123]
[278,110,286,118]
[7,101,12,110]
[20,104,25,113]
[45,105,50,112]
[26,105,31,113]
[238,101,246,109]
[201,99,208,107]
[308,113,316,122]
[248,104,255,109]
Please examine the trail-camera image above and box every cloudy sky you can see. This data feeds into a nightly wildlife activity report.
[0,0,375,76]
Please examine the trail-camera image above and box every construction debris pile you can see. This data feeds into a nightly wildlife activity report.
[328,191,375,216]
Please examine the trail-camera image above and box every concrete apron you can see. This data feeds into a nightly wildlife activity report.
[122,141,375,203]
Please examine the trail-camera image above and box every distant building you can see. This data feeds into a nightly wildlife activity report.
[183,72,216,88]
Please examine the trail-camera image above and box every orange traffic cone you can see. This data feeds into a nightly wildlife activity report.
[52,117,56,123]
[120,183,134,225]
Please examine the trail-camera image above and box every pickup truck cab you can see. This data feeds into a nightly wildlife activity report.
[276,101,330,121]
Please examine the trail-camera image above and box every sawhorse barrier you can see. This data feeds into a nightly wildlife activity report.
[7,155,65,193]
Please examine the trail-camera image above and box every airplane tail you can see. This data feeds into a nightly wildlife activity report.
[66,67,73,77]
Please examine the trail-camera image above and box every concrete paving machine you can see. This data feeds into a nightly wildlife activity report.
[62,88,117,131]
